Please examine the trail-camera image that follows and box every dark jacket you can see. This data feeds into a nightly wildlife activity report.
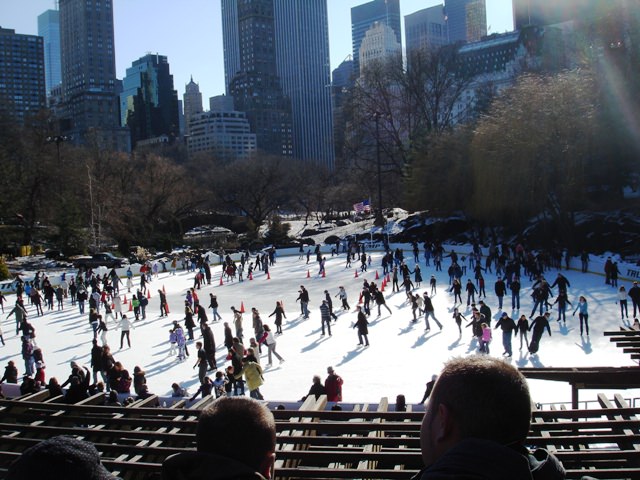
[410,438,565,480]
[162,451,268,480]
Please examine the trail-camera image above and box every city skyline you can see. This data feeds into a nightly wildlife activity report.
[1,0,513,106]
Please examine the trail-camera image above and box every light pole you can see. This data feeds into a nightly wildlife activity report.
[46,135,70,165]
[373,112,384,227]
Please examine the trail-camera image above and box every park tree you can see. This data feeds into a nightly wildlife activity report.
[469,70,599,238]
[213,154,293,236]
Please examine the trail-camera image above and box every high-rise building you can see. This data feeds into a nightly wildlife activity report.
[222,0,293,157]
[188,109,257,161]
[274,0,334,169]
[0,28,46,124]
[119,54,179,148]
[351,0,401,75]
[59,0,129,151]
[38,9,62,97]
[359,21,402,74]
[183,76,203,136]
[405,5,449,54]
[445,0,487,43]
[221,0,240,95]
[331,56,354,164]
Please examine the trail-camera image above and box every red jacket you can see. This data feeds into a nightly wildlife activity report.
[324,373,343,402]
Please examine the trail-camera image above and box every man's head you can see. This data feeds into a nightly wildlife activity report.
[196,397,276,478]
[420,356,531,468]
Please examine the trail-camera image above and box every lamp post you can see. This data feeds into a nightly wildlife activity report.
[46,135,69,165]
[373,112,384,227]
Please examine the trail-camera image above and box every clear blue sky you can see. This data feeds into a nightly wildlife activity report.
[1,0,513,104]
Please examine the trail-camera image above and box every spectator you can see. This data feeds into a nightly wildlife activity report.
[171,382,187,397]
[163,397,276,479]
[412,356,565,480]
[301,375,326,401]
[324,366,343,402]
[7,435,120,479]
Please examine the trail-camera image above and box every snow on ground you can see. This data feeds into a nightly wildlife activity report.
[1,245,638,408]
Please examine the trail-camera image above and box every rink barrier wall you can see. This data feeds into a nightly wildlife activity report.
[2,244,638,294]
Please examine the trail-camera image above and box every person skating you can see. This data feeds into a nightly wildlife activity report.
[495,312,517,357]
[573,296,590,336]
[257,324,285,366]
[528,312,552,354]
[353,306,370,347]
[319,301,332,337]
[268,301,287,334]
[422,292,443,332]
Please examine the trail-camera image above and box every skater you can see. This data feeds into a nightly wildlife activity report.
[184,301,196,340]
[258,324,284,366]
[465,279,477,306]
[516,315,529,351]
[231,306,243,342]
[159,289,168,317]
[452,308,466,335]
[422,292,442,331]
[353,306,370,346]
[296,286,310,319]
[209,294,223,322]
[268,301,286,334]
[193,342,208,384]
[374,287,392,316]
[479,323,492,354]
[572,296,590,336]
[551,291,572,324]
[510,276,521,310]
[336,286,350,311]
[495,312,517,357]
[429,275,436,295]
[494,278,506,310]
[528,312,552,354]
[319,301,332,337]
[118,314,132,349]
[201,322,217,370]
[618,286,629,320]
[324,290,338,320]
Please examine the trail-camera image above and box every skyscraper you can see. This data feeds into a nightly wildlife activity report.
[59,0,129,151]
[120,54,179,148]
[38,9,62,97]
[183,76,203,136]
[221,0,240,95]
[274,0,334,169]
[0,28,46,124]
[222,0,292,157]
[359,21,402,74]
[351,0,401,75]
[405,5,449,54]
[445,0,487,43]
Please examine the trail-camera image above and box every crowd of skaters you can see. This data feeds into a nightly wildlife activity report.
[1,239,639,406]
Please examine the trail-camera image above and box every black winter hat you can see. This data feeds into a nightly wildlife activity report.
[7,435,119,480]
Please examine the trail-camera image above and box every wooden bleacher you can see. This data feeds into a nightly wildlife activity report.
[604,327,640,363]
[0,389,639,479]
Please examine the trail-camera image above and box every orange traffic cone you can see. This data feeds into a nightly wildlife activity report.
[249,272,253,281]
[166,303,170,314]
[267,272,271,280]
[128,302,133,311]
[375,271,379,280]
[354,269,359,278]
[307,270,310,278]
[358,292,363,304]
[123,295,127,303]
[147,290,151,299]
[240,302,245,313]
[381,281,386,292]
[386,274,391,283]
